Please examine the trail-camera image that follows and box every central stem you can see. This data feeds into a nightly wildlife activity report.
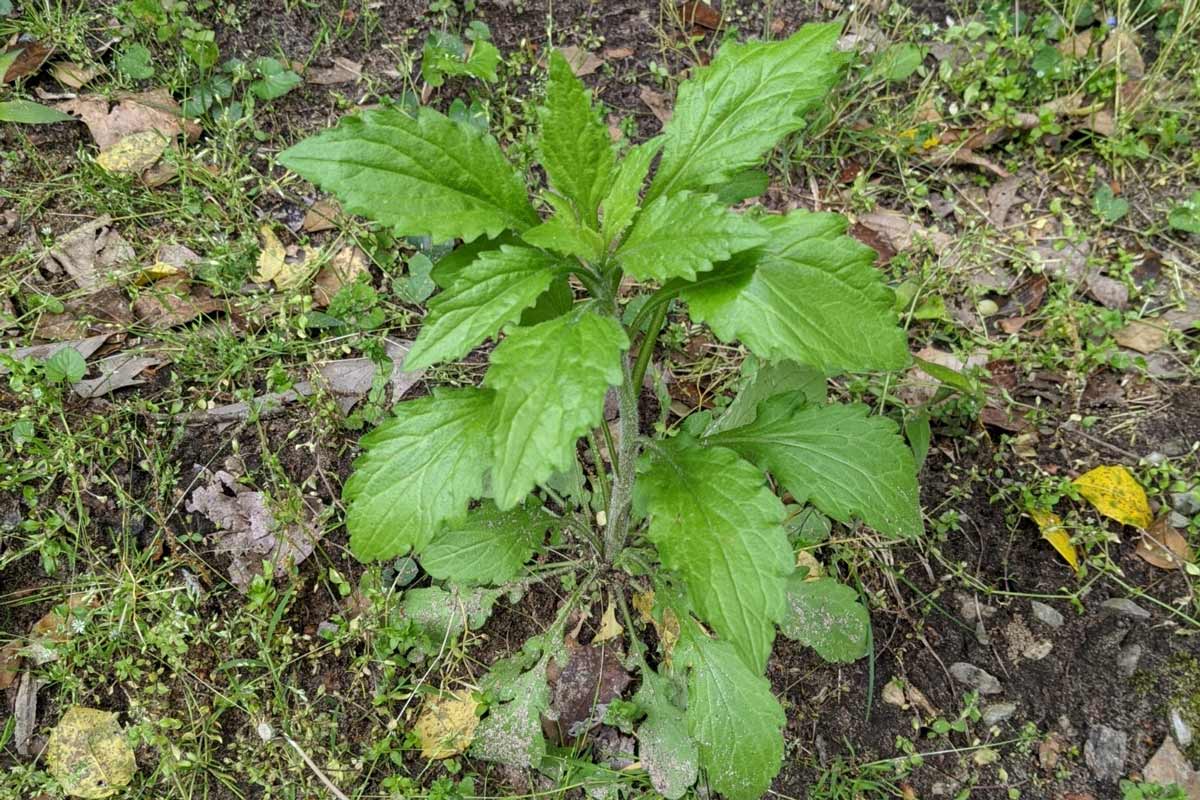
[603,358,640,561]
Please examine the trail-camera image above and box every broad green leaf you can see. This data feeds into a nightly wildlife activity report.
[634,667,699,799]
[616,192,767,282]
[708,393,922,538]
[249,57,301,100]
[522,214,605,261]
[44,348,87,383]
[430,233,522,289]
[422,30,500,87]
[406,245,561,370]
[647,24,845,201]
[278,107,538,243]
[421,502,556,585]
[538,50,615,221]
[635,437,791,671]
[713,169,770,205]
[472,654,551,768]
[0,99,76,124]
[778,577,870,662]
[705,356,825,435]
[601,137,662,242]
[677,625,786,800]
[485,310,628,508]
[343,388,494,560]
[520,274,574,326]
[682,211,908,373]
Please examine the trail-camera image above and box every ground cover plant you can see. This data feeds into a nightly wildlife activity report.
[278,23,922,797]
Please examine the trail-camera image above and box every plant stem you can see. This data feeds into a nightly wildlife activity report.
[603,358,641,561]
[630,301,668,394]
[586,430,611,513]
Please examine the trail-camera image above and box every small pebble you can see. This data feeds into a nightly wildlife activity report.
[1031,600,1064,628]
[950,662,1002,694]
[1172,489,1200,517]
[1116,643,1142,676]
[1101,598,1150,620]
[1085,725,1128,782]
[982,702,1018,726]
[1167,511,1190,529]
[1170,708,1193,747]
[978,299,1000,317]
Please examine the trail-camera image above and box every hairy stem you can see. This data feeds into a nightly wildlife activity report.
[603,358,641,561]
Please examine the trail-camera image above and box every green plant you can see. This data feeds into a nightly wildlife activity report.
[278,24,921,799]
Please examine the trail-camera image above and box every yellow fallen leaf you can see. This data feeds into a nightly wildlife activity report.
[1028,508,1079,571]
[591,602,623,644]
[1073,465,1152,529]
[796,550,825,581]
[253,225,287,285]
[47,707,137,798]
[414,691,480,759]
[95,130,168,175]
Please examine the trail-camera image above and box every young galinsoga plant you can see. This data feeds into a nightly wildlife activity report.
[279,23,921,800]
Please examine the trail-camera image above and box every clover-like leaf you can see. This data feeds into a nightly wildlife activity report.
[278,107,538,243]
[709,393,922,538]
[342,388,494,560]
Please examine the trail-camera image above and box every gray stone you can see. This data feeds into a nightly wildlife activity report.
[1168,511,1191,529]
[950,662,1002,694]
[982,702,1018,726]
[1117,644,1143,677]
[1171,708,1194,747]
[1101,598,1150,620]
[1085,725,1128,782]
[1031,600,1064,628]
[1172,489,1200,517]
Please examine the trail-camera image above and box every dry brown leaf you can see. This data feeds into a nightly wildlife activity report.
[47,216,137,292]
[58,89,201,151]
[14,670,39,756]
[34,286,132,341]
[302,198,343,233]
[313,245,369,307]
[305,57,362,85]
[679,1,723,30]
[557,45,604,77]
[1057,29,1095,58]
[72,354,165,398]
[1,39,53,83]
[857,209,953,253]
[987,176,1023,227]
[1135,517,1194,571]
[1101,29,1145,79]
[639,86,672,124]
[603,47,634,59]
[0,640,21,690]
[543,635,630,746]
[1113,319,1169,354]
[131,275,224,328]
[50,61,100,89]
